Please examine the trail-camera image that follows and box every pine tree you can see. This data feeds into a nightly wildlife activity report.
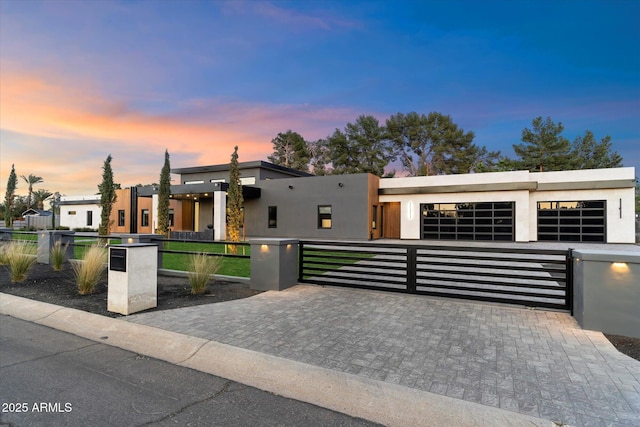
[227,146,244,254]
[513,117,572,172]
[3,164,17,227]
[325,115,393,176]
[157,150,172,236]
[98,155,117,236]
[386,112,493,176]
[570,131,623,169]
[268,130,311,172]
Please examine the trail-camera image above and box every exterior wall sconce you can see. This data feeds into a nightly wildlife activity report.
[611,262,629,272]
[338,182,344,187]
[288,185,294,189]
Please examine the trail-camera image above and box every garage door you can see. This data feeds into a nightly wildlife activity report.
[421,202,514,241]
[537,200,606,242]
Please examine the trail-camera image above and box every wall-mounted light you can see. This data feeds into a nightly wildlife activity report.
[407,201,414,220]
[288,185,294,189]
[611,262,629,272]
[260,244,269,252]
[338,182,344,188]
[127,238,134,244]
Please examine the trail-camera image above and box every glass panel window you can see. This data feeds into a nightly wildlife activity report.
[268,206,277,228]
[318,205,332,229]
[169,209,174,227]
[86,211,93,226]
[118,210,125,226]
[372,205,377,229]
[141,209,149,227]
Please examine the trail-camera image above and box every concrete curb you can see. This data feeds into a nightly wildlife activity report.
[1,293,557,427]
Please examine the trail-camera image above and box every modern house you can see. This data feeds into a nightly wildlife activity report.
[59,162,637,244]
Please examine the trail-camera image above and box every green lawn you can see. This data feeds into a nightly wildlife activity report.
[161,241,250,277]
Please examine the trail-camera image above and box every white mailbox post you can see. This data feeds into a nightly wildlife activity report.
[108,244,158,315]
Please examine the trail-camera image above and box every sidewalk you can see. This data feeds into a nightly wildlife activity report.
[2,285,640,426]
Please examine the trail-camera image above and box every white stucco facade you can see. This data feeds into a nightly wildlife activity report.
[59,195,101,230]
[379,167,636,243]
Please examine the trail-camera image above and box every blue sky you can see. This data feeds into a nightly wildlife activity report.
[1,0,638,196]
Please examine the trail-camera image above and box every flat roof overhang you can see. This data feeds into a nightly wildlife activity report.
[379,181,536,195]
[379,178,635,195]
[138,182,261,200]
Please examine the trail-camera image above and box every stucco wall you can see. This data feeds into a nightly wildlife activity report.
[379,190,530,241]
[60,204,101,230]
[244,174,374,239]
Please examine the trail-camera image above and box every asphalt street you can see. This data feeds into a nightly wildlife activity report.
[0,315,379,427]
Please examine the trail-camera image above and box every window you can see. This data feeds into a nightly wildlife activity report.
[141,209,149,227]
[372,205,378,229]
[169,209,174,227]
[318,205,332,229]
[268,206,277,228]
[184,180,204,184]
[68,211,76,215]
[86,211,93,226]
[240,176,256,185]
[118,210,125,226]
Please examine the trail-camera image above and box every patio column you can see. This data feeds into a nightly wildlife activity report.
[213,190,226,241]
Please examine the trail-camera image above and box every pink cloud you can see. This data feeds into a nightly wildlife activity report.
[0,66,360,196]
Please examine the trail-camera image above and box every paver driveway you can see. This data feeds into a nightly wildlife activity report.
[128,285,640,426]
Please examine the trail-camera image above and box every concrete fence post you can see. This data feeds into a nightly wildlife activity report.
[573,250,640,339]
[119,234,164,268]
[249,238,299,291]
[37,230,75,264]
[0,228,13,242]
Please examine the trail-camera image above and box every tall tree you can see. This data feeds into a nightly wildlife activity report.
[570,131,623,169]
[98,154,117,236]
[513,116,572,172]
[268,130,311,172]
[32,189,53,210]
[386,112,490,176]
[325,115,393,176]
[20,174,43,209]
[308,139,331,176]
[3,164,17,227]
[157,150,172,236]
[227,146,244,253]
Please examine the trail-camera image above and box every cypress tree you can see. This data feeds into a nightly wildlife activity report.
[3,164,17,227]
[98,155,117,236]
[227,146,244,253]
[157,150,171,236]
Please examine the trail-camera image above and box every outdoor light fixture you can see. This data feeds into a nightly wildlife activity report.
[260,244,269,252]
[338,182,344,187]
[611,262,629,272]
[127,238,134,244]
[407,201,414,220]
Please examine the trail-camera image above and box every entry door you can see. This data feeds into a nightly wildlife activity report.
[383,202,401,239]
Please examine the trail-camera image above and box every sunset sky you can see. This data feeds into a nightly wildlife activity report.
[1,0,638,200]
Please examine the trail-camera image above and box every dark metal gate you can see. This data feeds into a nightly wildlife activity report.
[299,241,572,311]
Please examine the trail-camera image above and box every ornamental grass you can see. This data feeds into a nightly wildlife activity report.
[50,241,68,271]
[3,241,37,283]
[72,245,107,295]
[188,252,222,295]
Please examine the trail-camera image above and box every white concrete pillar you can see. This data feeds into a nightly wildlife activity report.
[214,191,226,241]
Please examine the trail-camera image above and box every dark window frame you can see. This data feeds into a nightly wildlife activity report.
[141,209,150,227]
[86,210,93,226]
[268,206,277,228]
[118,210,125,227]
[318,205,332,229]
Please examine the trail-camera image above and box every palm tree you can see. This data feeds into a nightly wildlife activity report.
[21,174,43,209]
[32,189,53,210]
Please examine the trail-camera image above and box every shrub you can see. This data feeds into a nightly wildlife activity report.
[50,241,68,271]
[72,245,107,295]
[3,241,37,283]
[188,253,222,295]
